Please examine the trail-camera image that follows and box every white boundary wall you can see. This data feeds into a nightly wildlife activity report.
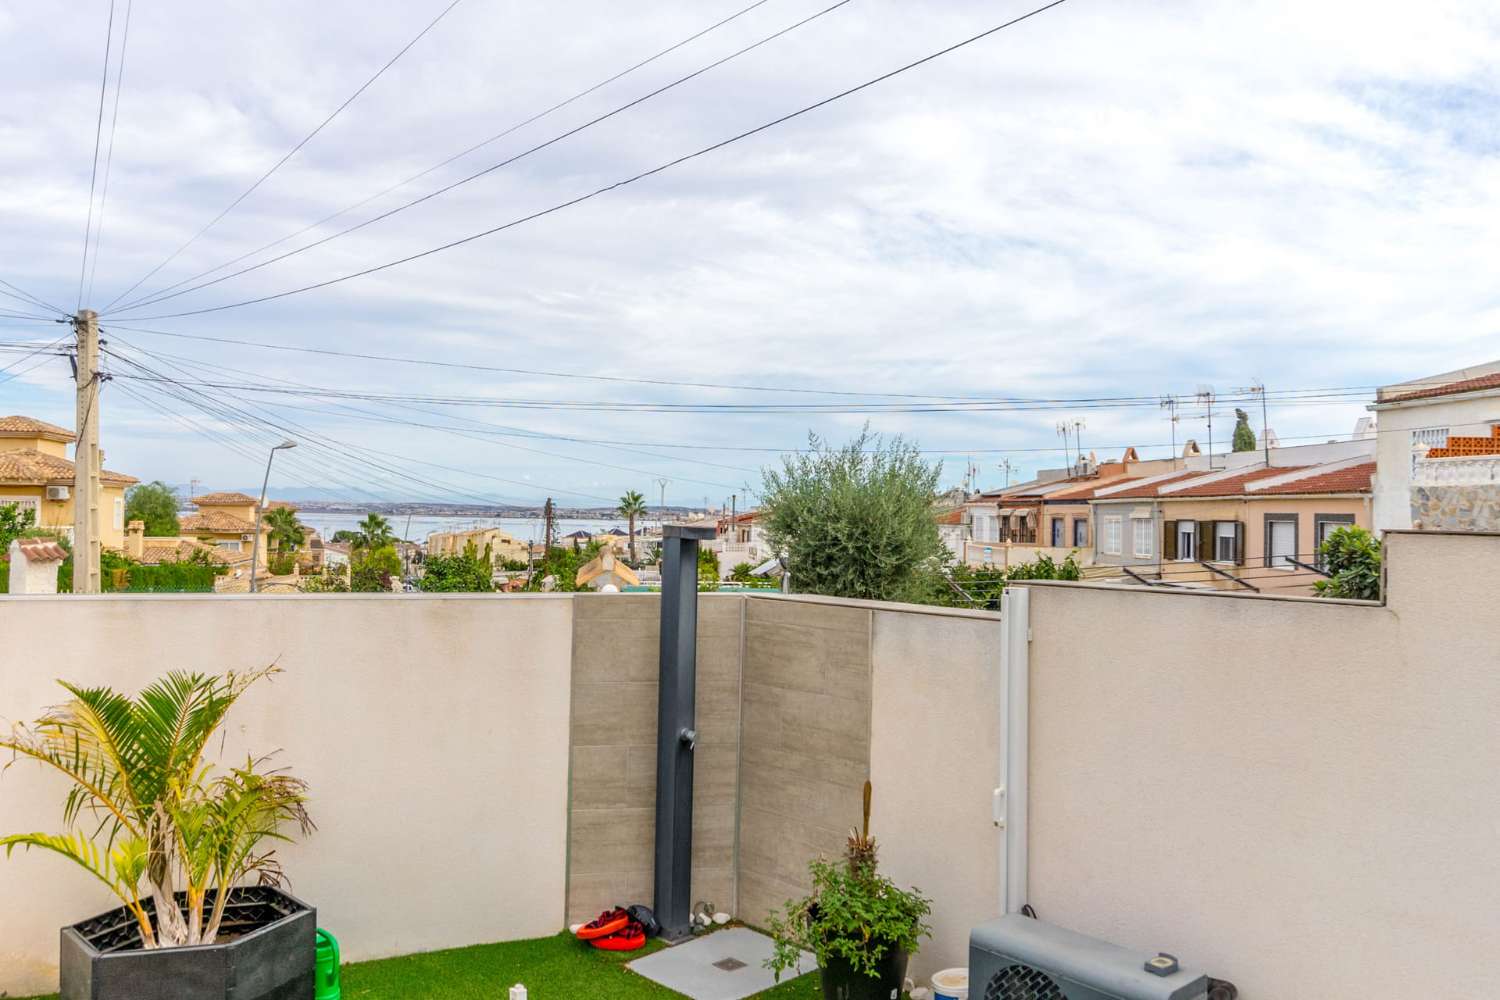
[0,594,574,997]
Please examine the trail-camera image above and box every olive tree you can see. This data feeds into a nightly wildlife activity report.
[760,428,944,602]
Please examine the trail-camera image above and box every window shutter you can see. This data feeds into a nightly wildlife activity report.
[1163,520,1177,560]
[1197,520,1213,561]
[1234,520,1245,565]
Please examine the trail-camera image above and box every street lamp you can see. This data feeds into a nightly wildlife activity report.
[249,439,297,593]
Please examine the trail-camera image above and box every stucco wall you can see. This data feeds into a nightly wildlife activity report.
[565,593,742,924]
[1018,531,1500,998]
[869,602,1004,984]
[0,594,575,997]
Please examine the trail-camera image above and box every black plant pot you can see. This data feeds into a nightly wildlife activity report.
[819,945,909,1000]
[59,885,315,1000]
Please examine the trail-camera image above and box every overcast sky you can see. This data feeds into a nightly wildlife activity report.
[2,0,1498,507]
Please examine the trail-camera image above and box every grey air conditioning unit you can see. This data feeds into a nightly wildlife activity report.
[972,914,1232,1000]
[46,485,70,501]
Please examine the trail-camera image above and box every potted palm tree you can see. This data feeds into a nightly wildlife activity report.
[766,783,932,1000]
[1,667,315,1000]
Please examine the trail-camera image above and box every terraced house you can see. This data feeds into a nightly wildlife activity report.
[0,415,137,549]
[1088,455,1376,594]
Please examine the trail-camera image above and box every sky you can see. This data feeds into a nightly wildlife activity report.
[2,0,1499,508]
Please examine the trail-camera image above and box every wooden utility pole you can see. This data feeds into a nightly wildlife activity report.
[72,310,102,594]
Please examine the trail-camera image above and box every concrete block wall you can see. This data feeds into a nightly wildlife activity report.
[565,593,743,924]
[736,597,875,927]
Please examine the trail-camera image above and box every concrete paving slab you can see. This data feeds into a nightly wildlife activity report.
[628,926,817,1000]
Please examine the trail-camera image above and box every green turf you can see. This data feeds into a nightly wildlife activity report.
[11,930,826,1000]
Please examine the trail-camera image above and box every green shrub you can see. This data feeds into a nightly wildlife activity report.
[1314,526,1381,601]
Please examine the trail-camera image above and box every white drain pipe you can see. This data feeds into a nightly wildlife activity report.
[997,585,1030,915]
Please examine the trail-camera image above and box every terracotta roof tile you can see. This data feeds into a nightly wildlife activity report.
[1164,466,1303,498]
[191,491,259,506]
[1042,474,1140,501]
[1094,470,1205,500]
[1251,462,1376,495]
[14,537,67,562]
[0,447,138,486]
[935,508,964,525]
[180,510,256,532]
[0,415,75,441]
[140,537,239,566]
[1384,372,1500,403]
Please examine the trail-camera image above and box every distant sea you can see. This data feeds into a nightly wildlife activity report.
[295,512,635,545]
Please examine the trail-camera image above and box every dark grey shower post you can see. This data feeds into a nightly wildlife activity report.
[654,522,715,942]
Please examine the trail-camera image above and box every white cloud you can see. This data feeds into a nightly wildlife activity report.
[2,0,1498,498]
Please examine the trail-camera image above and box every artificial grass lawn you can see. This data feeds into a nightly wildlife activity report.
[16,930,826,1000]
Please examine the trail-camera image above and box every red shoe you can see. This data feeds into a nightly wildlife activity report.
[590,919,647,951]
[576,908,629,941]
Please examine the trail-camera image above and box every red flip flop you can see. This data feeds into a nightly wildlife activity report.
[590,920,647,951]
[576,908,630,941]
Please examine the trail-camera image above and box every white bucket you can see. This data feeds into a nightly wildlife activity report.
[930,967,969,1000]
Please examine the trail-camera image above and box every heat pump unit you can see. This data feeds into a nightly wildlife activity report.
[46,485,70,500]
[972,915,1229,1000]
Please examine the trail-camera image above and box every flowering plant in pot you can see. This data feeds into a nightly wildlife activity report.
[766,783,932,1000]
[2,667,316,1000]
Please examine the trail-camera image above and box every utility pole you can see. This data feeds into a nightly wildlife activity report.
[1056,421,1072,473]
[1069,419,1086,470]
[72,310,102,594]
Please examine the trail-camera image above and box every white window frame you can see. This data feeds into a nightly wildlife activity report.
[1131,517,1153,558]
[1214,521,1237,564]
[1266,515,1297,570]
[972,513,997,544]
[216,540,243,552]
[1176,519,1198,562]
[113,497,125,532]
[1102,516,1122,556]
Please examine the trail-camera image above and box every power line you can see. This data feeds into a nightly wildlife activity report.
[116,0,1074,320]
[100,373,1393,414]
[106,0,779,312]
[108,0,857,315]
[106,336,758,492]
[102,0,470,311]
[0,334,71,378]
[85,0,135,306]
[0,281,68,317]
[106,347,627,505]
[101,323,981,400]
[77,0,118,309]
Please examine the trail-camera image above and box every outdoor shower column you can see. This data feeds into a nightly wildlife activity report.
[654,522,715,942]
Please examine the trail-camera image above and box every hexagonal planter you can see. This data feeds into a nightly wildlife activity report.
[59,886,315,1000]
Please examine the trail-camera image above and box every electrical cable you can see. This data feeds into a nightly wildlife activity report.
[77,0,117,309]
[85,0,135,306]
[107,0,780,311]
[116,0,1073,320]
[0,278,68,317]
[108,0,857,315]
[105,336,757,492]
[102,0,470,311]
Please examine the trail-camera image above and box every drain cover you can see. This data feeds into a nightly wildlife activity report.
[713,957,748,972]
